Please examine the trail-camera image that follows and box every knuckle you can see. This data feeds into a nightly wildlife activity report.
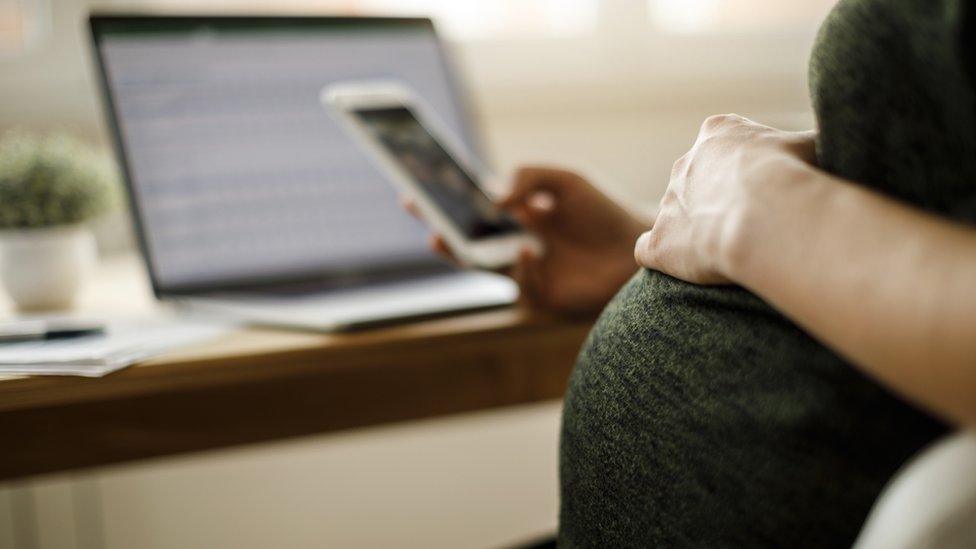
[670,154,689,178]
[702,114,730,131]
[641,227,662,251]
[660,187,680,208]
[701,113,745,133]
[697,125,736,152]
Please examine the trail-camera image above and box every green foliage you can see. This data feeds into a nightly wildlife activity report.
[0,131,119,229]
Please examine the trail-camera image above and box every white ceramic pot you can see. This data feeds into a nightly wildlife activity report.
[0,225,97,312]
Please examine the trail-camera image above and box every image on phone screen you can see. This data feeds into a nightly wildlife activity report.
[353,106,521,239]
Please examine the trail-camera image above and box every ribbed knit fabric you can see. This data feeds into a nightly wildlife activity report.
[559,0,976,546]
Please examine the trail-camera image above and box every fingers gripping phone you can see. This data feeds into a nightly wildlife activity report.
[323,82,541,269]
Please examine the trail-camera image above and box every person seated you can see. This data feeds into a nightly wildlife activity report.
[408,0,976,545]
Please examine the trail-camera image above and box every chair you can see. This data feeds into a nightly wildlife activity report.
[854,431,976,549]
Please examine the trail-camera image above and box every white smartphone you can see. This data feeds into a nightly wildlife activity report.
[322,82,541,269]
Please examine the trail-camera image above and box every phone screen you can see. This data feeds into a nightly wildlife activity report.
[353,106,521,240]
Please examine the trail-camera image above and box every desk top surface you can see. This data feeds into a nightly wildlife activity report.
[0,256,591,479]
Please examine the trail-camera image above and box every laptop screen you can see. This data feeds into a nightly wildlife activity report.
[90,16,474,293]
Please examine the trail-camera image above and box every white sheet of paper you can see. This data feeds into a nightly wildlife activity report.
[0,319,233,377]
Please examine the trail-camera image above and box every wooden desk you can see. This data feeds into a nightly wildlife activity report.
[0,257,592,481]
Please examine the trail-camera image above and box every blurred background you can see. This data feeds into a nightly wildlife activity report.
[0,1,835,547]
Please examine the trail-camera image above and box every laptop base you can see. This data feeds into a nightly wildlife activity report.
[172,271,518,332]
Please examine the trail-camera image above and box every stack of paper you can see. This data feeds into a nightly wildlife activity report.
[0,319,233,377]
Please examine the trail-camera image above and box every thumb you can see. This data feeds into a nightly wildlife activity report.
[507,190,557,231]
[526,190,556,214]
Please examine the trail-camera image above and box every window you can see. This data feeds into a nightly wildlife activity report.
[127,1,839,40]
[136,0,599,40]
[0,0,48,55]
[109,0,839,111]
[335,0,599,39]
[648,0,837,34]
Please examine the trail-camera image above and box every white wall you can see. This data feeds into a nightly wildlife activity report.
[0,0,104,137]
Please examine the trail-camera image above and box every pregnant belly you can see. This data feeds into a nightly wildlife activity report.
[559,269,945,548]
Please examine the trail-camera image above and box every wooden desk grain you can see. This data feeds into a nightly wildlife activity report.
[0,258,592,481]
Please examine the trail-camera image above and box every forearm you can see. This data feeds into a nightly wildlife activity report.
[726,156,976,427]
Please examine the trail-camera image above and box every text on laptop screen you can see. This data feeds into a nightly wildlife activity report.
[94,18,471,291]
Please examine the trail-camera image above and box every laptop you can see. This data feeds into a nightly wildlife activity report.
[89,14,517,331]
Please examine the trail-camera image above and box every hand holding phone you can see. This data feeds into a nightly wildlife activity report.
[406,165,654,316]
[323,82,541,269]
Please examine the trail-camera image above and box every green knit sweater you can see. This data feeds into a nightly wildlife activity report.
[559,0,976,546]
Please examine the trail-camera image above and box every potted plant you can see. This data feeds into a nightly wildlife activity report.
[0,131,117,311]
